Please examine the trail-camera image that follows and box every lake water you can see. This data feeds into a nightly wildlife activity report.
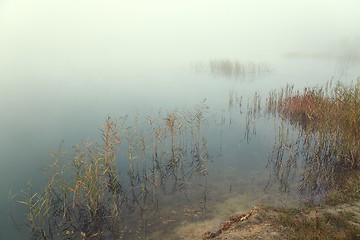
[1,1,360,239]
[1,55,359,239]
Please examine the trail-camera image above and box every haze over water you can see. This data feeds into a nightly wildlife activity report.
[1,0,360,238]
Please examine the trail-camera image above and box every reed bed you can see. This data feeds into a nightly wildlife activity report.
[15,102,211,239]
[15,119,124,239]
[192,59,272,80]
[266,78,360,201]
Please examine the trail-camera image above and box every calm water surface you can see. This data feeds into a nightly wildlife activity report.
[1,56,359,239]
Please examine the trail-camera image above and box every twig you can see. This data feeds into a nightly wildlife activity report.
[203,209,254,239]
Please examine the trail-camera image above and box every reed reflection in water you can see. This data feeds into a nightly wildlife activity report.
[14,76,360,239]
[265,79,360,205]
[13,100,213,239]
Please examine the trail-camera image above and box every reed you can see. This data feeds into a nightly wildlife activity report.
[289,80,359,167]
[192,59,272,80]
[14,118,125,239]
[15,102,211,239]
[266,78,360,202]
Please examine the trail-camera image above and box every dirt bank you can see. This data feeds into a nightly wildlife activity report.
[167,201,360,240]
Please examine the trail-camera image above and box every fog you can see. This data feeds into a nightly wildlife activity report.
[1,1,360,77]
[1,0,359,122]
[0,1,359,238]
[0,0,359,152]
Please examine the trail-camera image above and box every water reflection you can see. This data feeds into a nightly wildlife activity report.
[13,75,360,239]
[266,120,355,205]
[14,101,213,239]
[105,100,212,238]
[265,81,360,205]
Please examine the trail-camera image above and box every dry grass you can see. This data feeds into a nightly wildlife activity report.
[267,79,360,168]
[264,79,360,209]
[14,102,211,239]
[15,118,125,239]
[192,59,272,79]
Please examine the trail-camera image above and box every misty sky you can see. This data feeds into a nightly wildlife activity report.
[1,0,359,78]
